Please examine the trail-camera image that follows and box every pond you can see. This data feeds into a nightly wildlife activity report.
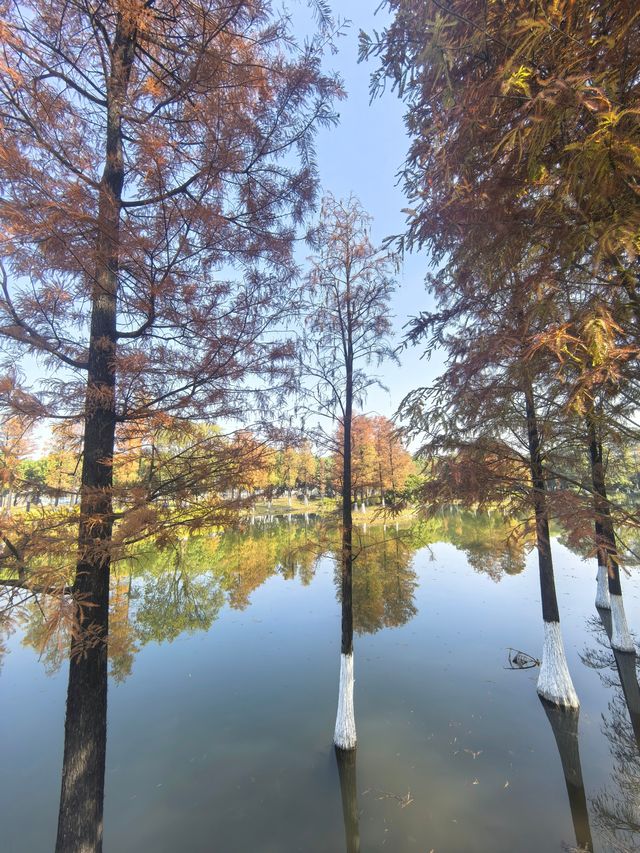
[2,512,639,852]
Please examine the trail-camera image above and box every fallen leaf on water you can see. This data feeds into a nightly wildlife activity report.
[463,749,483,759]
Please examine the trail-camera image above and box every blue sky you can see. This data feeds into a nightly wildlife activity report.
[308,1,442,418]
[18,2,442,454]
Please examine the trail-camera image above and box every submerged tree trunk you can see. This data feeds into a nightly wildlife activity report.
[57,19,136,853]
[335,746,361,853]
[524,383,578,708]
[540,700,593,852]
[335,333,356,750]
[587,413,634,652]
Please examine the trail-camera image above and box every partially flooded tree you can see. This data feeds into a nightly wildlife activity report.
[362,0,640,685]
[0,2,342,850]
[301,193,396,750]
[400,257,580,708]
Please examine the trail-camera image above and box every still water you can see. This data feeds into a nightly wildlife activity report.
[2,513,639,852]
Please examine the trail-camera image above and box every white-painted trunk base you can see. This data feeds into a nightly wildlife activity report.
[537,621,579,709]
[610,594,635,653]
[334,652,356,750]
[595,564,611,610]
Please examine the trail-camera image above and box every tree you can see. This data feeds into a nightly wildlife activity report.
[0,3,342,850]
[399,257,580,708]
[44,423,83,507]
[301,193,396,750]
[350,414,376,508]
[362,0,639,665]
[0,410,33,512]
[296,440,316,504]
[361,1,640,317]
[370,414,413,504]
[532,298,637,649]
[333,413,413,508]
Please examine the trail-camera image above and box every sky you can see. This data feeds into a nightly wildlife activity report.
[305,0,442,418]
[16,1,443,455]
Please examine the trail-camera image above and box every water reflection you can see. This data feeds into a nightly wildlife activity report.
[541,701,593,852]
[597,607,640,749]
[409,510,528,582]
[335,746,361,853]
[8,519,422,852]
[582,612,640,852]
[2,512,532,675]
[3,514,640,853]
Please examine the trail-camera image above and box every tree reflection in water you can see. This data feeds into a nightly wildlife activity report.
[335,745,361,853]
[540,700,593,852]
[7,514,632,852]
[581,611,640,852]
[2,511,527,675]
[436,509,528,580]
[333,525,419,635]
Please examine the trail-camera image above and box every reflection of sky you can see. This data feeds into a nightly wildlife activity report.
[3,531,639,852]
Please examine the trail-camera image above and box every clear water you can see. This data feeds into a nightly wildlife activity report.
[1,513,639,852]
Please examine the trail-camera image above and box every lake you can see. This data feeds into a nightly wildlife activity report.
[2,512,639,852]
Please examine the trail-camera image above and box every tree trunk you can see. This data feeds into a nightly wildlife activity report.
[335,335,356,750]
[524,381,578,708]
[594,520,611,610]
[57,18,136,853]
[56,628,108,853]
[586,411,634,651]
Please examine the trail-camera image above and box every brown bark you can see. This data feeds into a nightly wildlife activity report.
[341,328,354,657]
[586,411,623,597]
[56,16,137,853]
[524,380,560,624]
